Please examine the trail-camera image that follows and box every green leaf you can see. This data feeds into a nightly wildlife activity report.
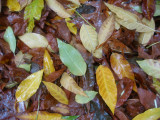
[133,108,160,120]
[131,5,142,13]
[62,115,80,120]
[18,64,31,72]
[153,78,160,94]
[3,26,16,53]
[137,59,160,79]
[75,91,98,104]
[5,81,18,89]
[24,0,44,32]
[57,39,87,76]
[154,5,160,16]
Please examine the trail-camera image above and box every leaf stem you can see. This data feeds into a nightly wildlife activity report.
[35,94,41,120]
[146,41,160,49]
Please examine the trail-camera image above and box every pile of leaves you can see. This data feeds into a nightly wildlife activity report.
[0,0,160,120]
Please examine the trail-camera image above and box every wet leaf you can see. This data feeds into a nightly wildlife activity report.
[138,18,155,45]
[4,26,16,53]
[67,0,80,5]
[62,115,80,120]
[43,49,55,76]
[60,72,87,97]
[133,108,160,120]
[75,91,97,104]
[80,24,102,58]
[98,14,115,46]
[46,0,71,18]
[16,69,43,102]
[24,0,44,32]
[19,33,53,52]
[7,0,21,11]
[110,53,137,92]
[58,39,87,76]
[96,65,117,114]
[137,59,160,79]
[65,18,77,35]
[17,111,62,120]
[43,81,68,105]
[18,64,31,72]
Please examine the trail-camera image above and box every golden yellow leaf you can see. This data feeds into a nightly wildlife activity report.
[139,18,155,45]
[65,18,77,35]
[67,0,80,5]
[110,53,137,92]
[7,0,21,11]
[79,0,88,3]
[46,0,71,18]
[43,49,55,77]
[80,24,102,58]
[98,14,115,46]
[17,111,62,120]
[16,70,44,102]
[17,0,32,10]
[43,81,68,105]
[96,65,117,114]
[60,72,87,97]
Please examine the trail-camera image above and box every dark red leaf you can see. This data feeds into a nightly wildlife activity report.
[17,40,30,53]
[115,109,129,120]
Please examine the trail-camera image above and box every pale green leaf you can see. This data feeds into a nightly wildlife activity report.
[153,78,160,94]
[57,39,87,76]
[18,64,31,72]
[24,0,44,32]
[133,108,160,120]
[62,115,80,120]
[5,81,18,89]
[75,91,97,104]
[131,5,142,13]
[3,26,16,53]
[154,5,160,16]
[137,59,160,79]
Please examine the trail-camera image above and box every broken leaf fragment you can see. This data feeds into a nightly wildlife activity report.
[65,18,77,35]
[16,69,44,102]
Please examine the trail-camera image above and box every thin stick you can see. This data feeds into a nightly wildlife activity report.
[146,41,160,49]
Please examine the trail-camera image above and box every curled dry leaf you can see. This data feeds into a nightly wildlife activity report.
[43,81,68,105]
[98,14,115,46]
[17,111,62,120]
[138,18,155,45]
[110,53,137,92]
[16,69,43,102]
[60,72,87,97]
[96,65,117,114]
[19,33,53,52]
[46,0,71,18]
[80,24,102,58]
[133,108,160,120]
[43,49,55,77]
[67,0,80,5]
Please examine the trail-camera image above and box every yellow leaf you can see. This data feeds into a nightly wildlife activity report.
[67,0,80,5]
[139,18,155,45]
[65,18,77,35]
[133,108,160,120]
[7,0,21,11]
[60,72,87,97]
[43,49,55,77]
[110,53,137,92]
[79,0,88,3]
[16,69,44,102]
[80,24,102,58]
[43,81,68,105]
[98,14,115,46]
[17,111,62,120]
[46,0,71,18]
[96,65,117,114]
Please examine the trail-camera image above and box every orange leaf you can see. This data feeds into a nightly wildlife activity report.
[110,53,137,92]
[96,65,117,114]
[17,111,62,120]
[43,49,55,76]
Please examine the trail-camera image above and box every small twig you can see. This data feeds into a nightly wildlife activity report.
[146,41,160,49]
[35,94,41,120]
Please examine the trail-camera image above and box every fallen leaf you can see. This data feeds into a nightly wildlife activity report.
[58,39,87,76]
[62,115,80,120]
[98,14,115,46]
[138,18,155,45]
[133,108,160,120]
[65,18,77,35]
[96,65,117,114]
[17,0,32,10]
[16,69,43,102]
[24,0,44,32]
[7,0,21,11]
[43,81,68,105]
[19,33,53,52]
[67,0,80,5]
[137,59,160,79]
[4,26,16,53]
[75,91,97,104]
[154,4,160,16]
[46,0,71,18]
[17,111,62,120]
[18,64,31,72]
[80,24,102,58]
[43,49,55,76]
[110,53,137,92]
[60,72,87,97]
